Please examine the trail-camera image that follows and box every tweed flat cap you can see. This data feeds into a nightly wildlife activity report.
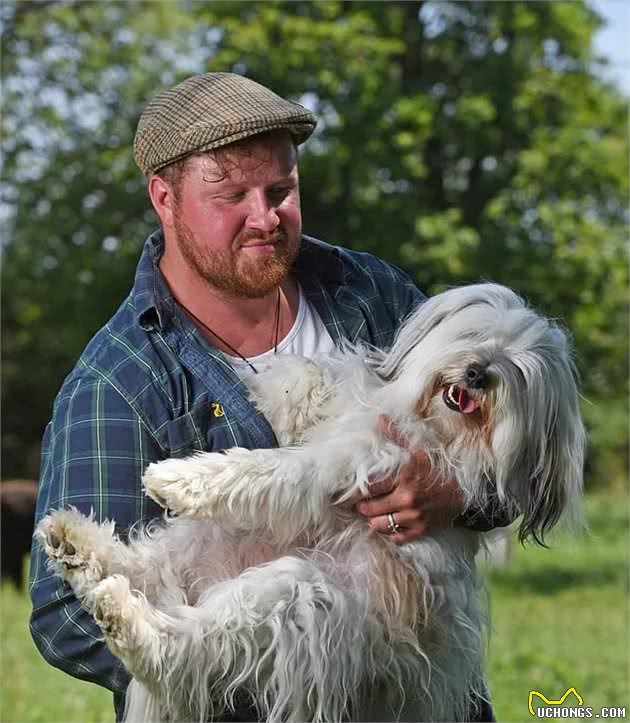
[133,72,317,176]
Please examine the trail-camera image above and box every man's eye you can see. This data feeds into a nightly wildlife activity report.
[268,187,292,200]
[220,193,244,202]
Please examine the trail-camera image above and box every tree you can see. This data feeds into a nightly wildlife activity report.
[2,0,627,485]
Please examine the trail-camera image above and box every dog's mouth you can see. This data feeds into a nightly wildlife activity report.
[442,384,479,414]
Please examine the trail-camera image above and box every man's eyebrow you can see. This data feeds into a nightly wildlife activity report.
[201,173,231,185]
[268,176,297,186]
[200,175,298,191]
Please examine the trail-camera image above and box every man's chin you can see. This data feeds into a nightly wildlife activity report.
[231,239,298,297]
[234,257,293,298]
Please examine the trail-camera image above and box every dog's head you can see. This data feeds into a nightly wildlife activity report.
[378,283,585,544]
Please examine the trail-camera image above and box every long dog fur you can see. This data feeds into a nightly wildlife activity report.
[36,283,585,722]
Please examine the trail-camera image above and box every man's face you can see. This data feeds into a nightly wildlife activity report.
[170,132,302,298]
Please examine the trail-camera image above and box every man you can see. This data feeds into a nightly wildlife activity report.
[30,72,506,720]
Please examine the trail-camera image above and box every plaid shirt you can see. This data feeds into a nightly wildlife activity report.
[29,229,426,714]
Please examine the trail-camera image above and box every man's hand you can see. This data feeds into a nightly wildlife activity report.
[354,416,465,544]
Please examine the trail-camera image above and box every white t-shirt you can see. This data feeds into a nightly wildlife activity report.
[226,284,336,380]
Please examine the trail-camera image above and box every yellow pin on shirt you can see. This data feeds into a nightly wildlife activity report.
[210,402,225,418]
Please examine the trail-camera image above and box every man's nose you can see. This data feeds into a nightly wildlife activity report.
[244,190,279,232]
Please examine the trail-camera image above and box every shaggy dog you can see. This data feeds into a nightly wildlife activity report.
[36,283,584,722]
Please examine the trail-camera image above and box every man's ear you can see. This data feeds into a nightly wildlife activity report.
[148,175,177,229]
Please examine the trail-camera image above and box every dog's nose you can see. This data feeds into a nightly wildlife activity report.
[465,363,489,389]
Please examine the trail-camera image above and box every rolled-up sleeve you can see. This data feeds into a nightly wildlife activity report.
[29,376,164,693]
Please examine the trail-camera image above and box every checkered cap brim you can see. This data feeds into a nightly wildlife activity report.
[133,72,317,176]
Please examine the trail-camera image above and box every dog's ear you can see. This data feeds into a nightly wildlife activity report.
[517,331,585,545]
[377,298,450,380]
[414,375,441,417]
[379,284,524,380]
[518,428,585,545]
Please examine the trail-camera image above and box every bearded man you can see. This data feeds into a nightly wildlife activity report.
[30,73,507,721]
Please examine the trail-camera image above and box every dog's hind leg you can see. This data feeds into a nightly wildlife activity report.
[35,509,180,608]
[171,556,401,723]
[88,575,175,691]
[88,557,388,723]
[88,575,221,722]
[35,508,119,602]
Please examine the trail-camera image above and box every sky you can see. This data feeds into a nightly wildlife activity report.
[590,0,630,94]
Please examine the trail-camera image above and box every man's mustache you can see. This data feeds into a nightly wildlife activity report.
[237,227,287,247]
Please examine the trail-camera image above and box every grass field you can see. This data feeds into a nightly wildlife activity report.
[487,494,629,720]
[1,493,628,722]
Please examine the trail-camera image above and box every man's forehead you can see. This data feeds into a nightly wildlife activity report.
[190,132,298,182]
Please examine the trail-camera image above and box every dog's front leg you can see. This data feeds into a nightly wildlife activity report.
[143,446,337,542]
[246,355,334,445]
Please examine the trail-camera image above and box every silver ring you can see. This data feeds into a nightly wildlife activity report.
[387,512,401,534]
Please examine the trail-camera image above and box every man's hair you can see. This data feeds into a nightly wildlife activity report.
[156,157,190,201]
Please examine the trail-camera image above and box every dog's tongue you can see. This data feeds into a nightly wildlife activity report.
[458,388,477,414]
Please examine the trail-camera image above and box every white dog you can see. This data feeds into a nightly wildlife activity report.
[36,283,585,722]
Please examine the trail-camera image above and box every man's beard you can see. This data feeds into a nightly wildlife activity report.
[173,214,299,299]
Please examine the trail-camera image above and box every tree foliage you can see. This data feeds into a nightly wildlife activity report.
[2,0,627,485]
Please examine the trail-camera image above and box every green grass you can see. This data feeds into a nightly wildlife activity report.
[1,493,627,722]
[487,494,629,721]
[0,585,112,723]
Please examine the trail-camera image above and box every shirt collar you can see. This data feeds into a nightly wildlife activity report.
[134,228,175,331]
[134,229,346,331]
[292,234,346,285]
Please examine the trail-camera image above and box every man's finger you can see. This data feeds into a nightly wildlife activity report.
[340,476,396,505]
[356,489,405,517]
[378,415,409,448]
[391,523,430,545]
[367,508,418,534]
[366,476,396,498]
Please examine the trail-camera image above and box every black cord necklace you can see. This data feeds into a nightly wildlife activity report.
[181,288,281,375]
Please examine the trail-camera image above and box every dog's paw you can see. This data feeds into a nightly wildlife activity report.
[91,575,135,650]
[35,509,114,586]
[91,576,170,682]
[142,454,231,517]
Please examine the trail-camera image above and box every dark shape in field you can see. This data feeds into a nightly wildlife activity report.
[1,480,38,587]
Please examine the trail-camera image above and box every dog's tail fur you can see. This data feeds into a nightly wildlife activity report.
[123,679,164,723]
